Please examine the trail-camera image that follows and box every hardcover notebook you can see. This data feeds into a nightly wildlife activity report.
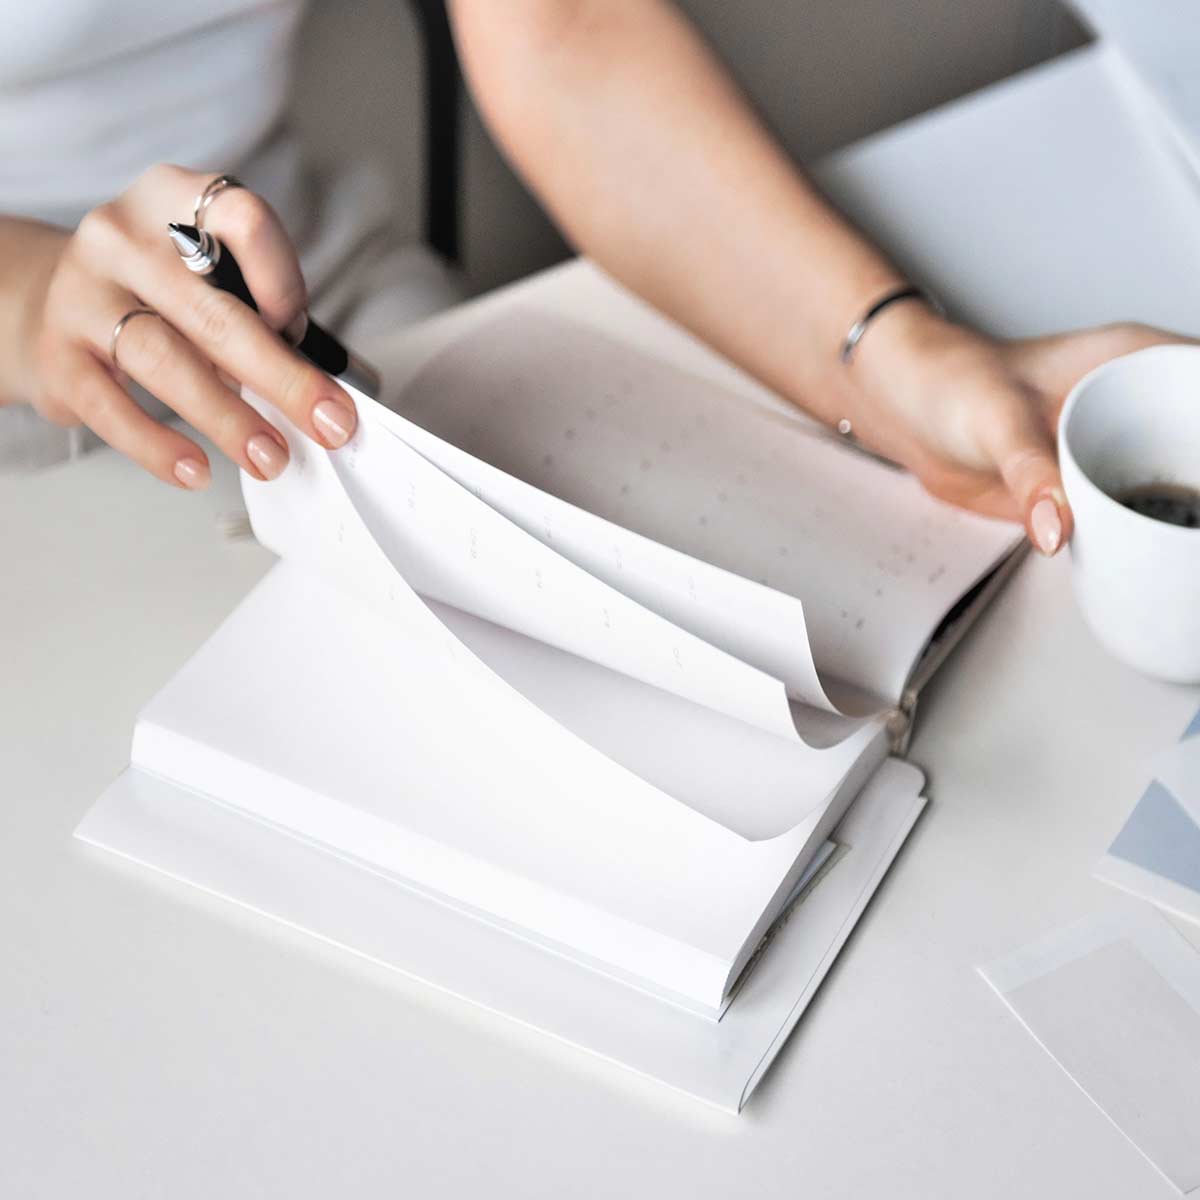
[80,305,1022,1103]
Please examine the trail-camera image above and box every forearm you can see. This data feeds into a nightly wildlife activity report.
[0,217,68,405]
[450,0,907,427]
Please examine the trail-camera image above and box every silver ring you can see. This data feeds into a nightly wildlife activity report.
[192,174,245,229]
[109,307,159,371]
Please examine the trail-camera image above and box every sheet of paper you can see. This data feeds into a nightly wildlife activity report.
[1097,715,1200,926]
[432,601,883,842]
[981,907,1200,1194]
[75,757,926,1112]
[383,403,848,717]
[391,308,1019,706]
[1099,782,1200,928]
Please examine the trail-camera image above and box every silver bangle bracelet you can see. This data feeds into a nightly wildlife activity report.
[839,284,944,365]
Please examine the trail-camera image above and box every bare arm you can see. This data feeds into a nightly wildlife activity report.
[450,0,898,427]
[449,0,1188,552]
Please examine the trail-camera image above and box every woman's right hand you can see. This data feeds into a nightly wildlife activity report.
[7,164,357,489]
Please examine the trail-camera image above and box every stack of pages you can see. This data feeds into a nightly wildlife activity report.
[80,305,1022,1108]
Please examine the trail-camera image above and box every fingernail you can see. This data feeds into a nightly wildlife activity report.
[173,456,211,490]
[1031,496,1062,556]
[312,397,355,448]
[246,433,288,480]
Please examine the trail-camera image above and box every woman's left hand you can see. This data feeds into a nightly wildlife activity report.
[850,305,1193,554]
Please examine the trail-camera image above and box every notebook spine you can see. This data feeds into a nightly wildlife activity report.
[887,689,919,756]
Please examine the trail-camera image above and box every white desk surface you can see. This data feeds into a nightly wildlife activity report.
[6,44,1200,1199]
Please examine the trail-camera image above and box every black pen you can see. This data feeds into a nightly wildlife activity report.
[167,222,380,399]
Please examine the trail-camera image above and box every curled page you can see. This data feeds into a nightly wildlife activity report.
[390,308,1020,708]
[382,407,865,717]
[429,600,879,841]
[249,388,863,749]
[241,391,882,835]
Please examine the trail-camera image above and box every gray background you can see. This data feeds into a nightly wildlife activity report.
[290,0,1089,293]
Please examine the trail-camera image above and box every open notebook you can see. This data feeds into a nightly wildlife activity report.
[100,307,1021,1019]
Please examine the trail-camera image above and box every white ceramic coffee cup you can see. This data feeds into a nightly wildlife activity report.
[1059,345,1200,682]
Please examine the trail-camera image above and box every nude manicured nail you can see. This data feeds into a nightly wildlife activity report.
[246,433,288,480]
[312,397,355,448]
[1031,497,1062,556]
[173,457,210,490]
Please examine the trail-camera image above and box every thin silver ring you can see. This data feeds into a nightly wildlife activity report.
[192,174,245,229]
[109,307,159,372]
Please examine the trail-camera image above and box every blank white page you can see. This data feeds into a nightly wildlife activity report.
[393,308,1019,705]
[432,599,884,841]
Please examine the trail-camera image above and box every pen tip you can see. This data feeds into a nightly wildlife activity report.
[167,222,202,257]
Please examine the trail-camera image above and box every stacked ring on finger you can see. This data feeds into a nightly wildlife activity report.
[109,307,160,373]
[193,174,245,229]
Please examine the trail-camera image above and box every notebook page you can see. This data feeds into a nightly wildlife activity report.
[341,413,867,749]
[392,308,1020,704]
[252,387,861,748]
[384,407,862,717]
[431,600,884,842]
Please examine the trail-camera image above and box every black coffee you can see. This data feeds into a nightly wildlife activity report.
[1118,483,1200,528]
